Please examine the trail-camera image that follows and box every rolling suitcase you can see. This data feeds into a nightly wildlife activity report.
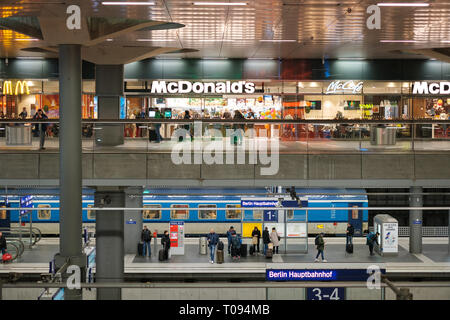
[158,249,165,261]
[240,244,247,257]
[137,243,144,256]
[265,249,273,259]
[346,243,353,254]
[2,253,12,263]
[216,249,224,264]
[249,245,255,255]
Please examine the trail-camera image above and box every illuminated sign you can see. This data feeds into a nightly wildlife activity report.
[2,80,30,95]
[266,268,386,281]
[150,80,255,94]
[325,80,364,94]
[412,81,450,95]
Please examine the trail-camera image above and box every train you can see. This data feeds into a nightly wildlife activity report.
[0,188,368,236]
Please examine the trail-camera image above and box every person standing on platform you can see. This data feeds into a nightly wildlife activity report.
[0,232,7,255]
[251,226,261,254]
[346,223,354,246]
[161,230,171,260]
[32,109,48,150]
[226,226,235,255]
[262,227,271,255]
[366,231,379,256]
[270,227,280,254]
[207,228,219,264]
[314,233,327,262]
[141,226,152,257]
[18,107,28,119]
[154,108,162,143]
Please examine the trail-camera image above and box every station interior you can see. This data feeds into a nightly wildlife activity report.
[0,0,449,302]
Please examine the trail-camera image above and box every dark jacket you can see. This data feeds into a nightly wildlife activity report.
[33,112,48,131]
[226,229,234,241]
[231,235,241,249]
[161,234,171,250]
[262,230,271,244]
[366,232,378,246]
[347,225,355,236]
[252,228,261,239]
[207,232,219,246]
[0,235,7,250]
[316,235,325,251]
[141,229,151,242]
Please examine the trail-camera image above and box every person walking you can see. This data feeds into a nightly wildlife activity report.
[32,109,48,150]
[346,223,355,245]
[262,226,271,255]
[251,226,261,254]
[270,227,280,254]
[207,228,220,264]
[141,226,152,257]
[366,231,379,256]
[154,108,163,143]
[314,233,327,262]
[231,110,245,146]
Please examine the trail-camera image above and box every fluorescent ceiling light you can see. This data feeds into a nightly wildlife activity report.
[338,58,366,60]
[14,38,39,41]
[136,39,177,41]
[198,39,234,42]
[193,2,247,5]
[259,40,296,42]
[377,3,430,6]
[441,40,450,43]
[379,40,417,43]
[102,1,155,5]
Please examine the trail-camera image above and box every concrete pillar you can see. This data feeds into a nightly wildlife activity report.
[95,188,125,300]
[95,65,124,146]
[55,44,85,300]
[448,210,450,253]
[124,187,143,254]
[409,186,423,254]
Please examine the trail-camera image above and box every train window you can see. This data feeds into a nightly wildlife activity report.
[253,210,263,220]
[37,205,51,220]
[226,204,241,219]
[352,206,359,219]
[143,205,161,220]
[87,205,95,220]
[287,210,294,220]
[0,206,6,220]
[198,205,217,220]
[171,204,189,219]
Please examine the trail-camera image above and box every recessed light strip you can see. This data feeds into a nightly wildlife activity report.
[377,3,430,7]
[259,40,296,42]
[380,40,418,43]
[102,1,156,5]
[193,2,247,5]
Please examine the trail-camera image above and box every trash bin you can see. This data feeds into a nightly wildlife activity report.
[370,125,396,145]
[199,237,207,255]
[6,124,32,145]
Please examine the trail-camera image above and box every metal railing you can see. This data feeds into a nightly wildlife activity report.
[369,226,449,237]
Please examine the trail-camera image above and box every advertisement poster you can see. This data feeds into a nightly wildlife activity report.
[382,223,398,253]
[169,221,185,255]
[287,223,307,238]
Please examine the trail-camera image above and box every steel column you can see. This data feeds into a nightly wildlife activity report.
[409,186,423,254]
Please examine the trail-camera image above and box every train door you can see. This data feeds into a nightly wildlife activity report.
[348,203,363,236]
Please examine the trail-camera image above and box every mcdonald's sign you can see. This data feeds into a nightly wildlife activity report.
[1,80,30,95]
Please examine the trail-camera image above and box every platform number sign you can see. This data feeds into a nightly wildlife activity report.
[306,287,345,300]
[264,210,278,222]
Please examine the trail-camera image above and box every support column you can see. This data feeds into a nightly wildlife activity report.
[448,210,450,253]
[95,65,124,146]
[55,44,85,300]
[95,188,125,300]
[124,187,143,254]
[409,186,423,254]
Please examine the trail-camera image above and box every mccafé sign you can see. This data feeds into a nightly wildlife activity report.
[412,81,450,95]
[149,80,256,94]
[2,80,30,95]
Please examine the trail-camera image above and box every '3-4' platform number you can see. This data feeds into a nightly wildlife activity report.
[306,287,345,300]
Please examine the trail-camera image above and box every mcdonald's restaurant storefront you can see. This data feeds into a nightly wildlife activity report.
[0,80,95,119]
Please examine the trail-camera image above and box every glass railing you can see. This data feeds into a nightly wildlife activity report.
[0,119,449,153]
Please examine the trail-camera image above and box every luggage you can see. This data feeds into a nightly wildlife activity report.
[252,236,258,245]
[217,240,224,251]
[137,243,144,256]
[346,243,353,254]
[249,245,255,255]
[315,235,320,245]
[158,249,165,261]
[240,244,247,257]
[216,249,224,264]
[2,253,12,263]
[231,247,240,258]
[265,249,273,259]
[268,243,274,250]
[149,129,157,142]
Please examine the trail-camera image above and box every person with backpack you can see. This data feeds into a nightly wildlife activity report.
[262,226,271,255]
[366,231,380,256]
[226,226,235,255]
[346,223,355,245]
[141,226,152,257]
[207,228,220,264]
[230,233,241,261]
[161,230,171,260]
[314,233,327,262]
[251,226,261,254]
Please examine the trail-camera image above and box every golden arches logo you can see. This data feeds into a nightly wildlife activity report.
[1,80,29,95]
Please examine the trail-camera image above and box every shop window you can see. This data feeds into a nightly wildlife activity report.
[226,204,241,219]
[170,204,189,220]
[87,205,95,220]
[37,204,51,220]
[143,205,161,220]
[198,204,217,220]
[253,210,263,220]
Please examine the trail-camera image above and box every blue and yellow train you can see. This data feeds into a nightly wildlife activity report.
[0,188,368,236]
